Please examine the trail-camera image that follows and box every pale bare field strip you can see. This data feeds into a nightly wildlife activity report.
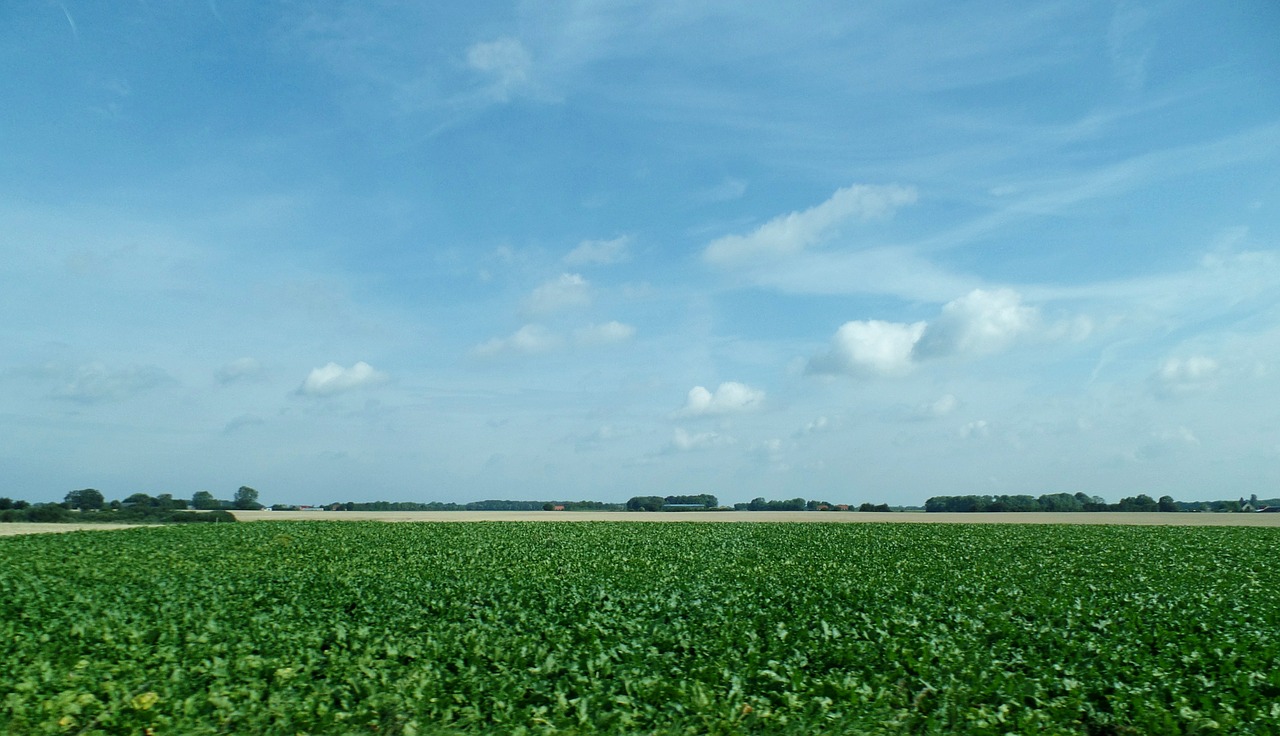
[5,513,1275,538]
[230,510,1280,526]
[0,523,157,537]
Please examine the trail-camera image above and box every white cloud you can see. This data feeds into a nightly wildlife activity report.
[917,394,959,419]
[51,363,171,403]
[475,320,633,356]
[564,236,630,266]
[572,424,638,452]
[473,324,563,358]
[1135,426,1200,460]
[677,381,765,416]
[959,419,990,440]
[750,438,787,465]
[913,289,1038,359]
[299,361,387,396]
[525,273,591,314]
[704,184,917,266]
[1045,315,1094,342]
[740,245,977,302]
[215,357,262,384]
[807,320,926,377]
[808,289,1051,378]
[698,177,748,203]
[795,415,838,437]
[1107,3,1153,91]
[573,321,635,346]
[669,427,733,452]
[466,37,532,101]
[1151,355,1219,396]
[223,414,265,434]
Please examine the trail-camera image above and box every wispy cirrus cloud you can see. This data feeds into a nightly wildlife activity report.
[466,37,534,101]
[1150,355,1218,396]
[564,236,630,266]
[703,184,917,266]
[215,357,263,385]
[475,320,634,358]
[50,363,172,403]
[573,321,635,346]
[473,325,563,359]
[667,427,733,452]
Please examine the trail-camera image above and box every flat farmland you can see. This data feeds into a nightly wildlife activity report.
[232,509,1280,526]
[2,521,1276,734]
[2,511,1274,540]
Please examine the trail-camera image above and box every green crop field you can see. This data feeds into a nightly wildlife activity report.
[1,522,1277,735]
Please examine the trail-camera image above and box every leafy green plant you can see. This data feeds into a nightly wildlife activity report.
[1,522,1276,734]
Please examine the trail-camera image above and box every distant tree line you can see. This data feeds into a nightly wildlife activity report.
[727,498,896,512]
[0,487,257,524]
[540,501,627,511]
[925,492,1278,513]
[325,499,628,512]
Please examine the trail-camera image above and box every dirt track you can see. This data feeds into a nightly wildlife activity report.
[230,510,1280,526]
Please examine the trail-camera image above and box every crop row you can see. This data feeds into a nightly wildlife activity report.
[1,522,1277,734]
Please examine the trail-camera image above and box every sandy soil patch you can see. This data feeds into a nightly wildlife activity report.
[231,510,1280,526]
[0,523,157,537]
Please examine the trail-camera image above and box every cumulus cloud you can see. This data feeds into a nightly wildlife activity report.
[564,236,630,266]
[299,361,387,396]
[215,357,262,384]
[51,363,171,403]
[677,381,765,416]
[525,273,591,314]
[703,183,917,266]
[807,320,926,377]
[959,419,990,440]
[1151,355,1219,396]
[912,289,1038,359]
[466,37,532,100]
[473,324,563,358]
[573,321,635,346]
[808,289,1046,377]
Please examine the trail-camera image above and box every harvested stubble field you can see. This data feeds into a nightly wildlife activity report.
[2,520,1277,734]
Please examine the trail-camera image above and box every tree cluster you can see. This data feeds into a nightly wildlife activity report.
[0,488,256,525]
[736,498,809,511]
[624,495,720,511]
[926,493,1196,513]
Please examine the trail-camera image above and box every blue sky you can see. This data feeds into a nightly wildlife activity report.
[3,1,1278,506]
